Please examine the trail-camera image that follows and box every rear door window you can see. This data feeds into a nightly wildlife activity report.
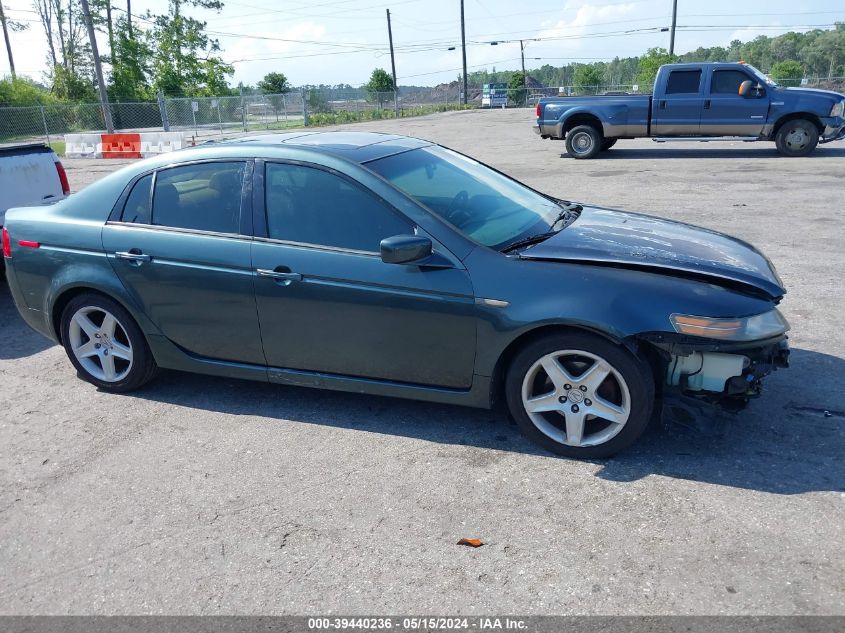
[120,174,152,224]
[152,162,246,234]
[666,70,702,94]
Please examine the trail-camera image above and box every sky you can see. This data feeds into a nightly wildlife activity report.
[1,0,843,87]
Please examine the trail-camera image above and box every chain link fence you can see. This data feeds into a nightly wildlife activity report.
[2,77,842,149]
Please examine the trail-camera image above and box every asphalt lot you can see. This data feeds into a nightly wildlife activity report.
[1,108,843,615]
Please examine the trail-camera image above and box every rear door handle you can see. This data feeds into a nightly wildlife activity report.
[256,268,303,284]
[115,250,151,265]
[703,99,711,109]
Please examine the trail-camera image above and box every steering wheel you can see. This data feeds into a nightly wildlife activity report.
[444,190,471,226]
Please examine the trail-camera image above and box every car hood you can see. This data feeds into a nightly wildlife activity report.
[782,86,844,102]
[520,206,785,299]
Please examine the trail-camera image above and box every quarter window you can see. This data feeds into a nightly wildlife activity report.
[152,162,245,234]
[120,174,152,224]
[711,70,752,95]
[265,163,413,252]
[666,70,702,94]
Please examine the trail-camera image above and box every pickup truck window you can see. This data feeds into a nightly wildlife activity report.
[666,70,702,95]
[712,70,751,95]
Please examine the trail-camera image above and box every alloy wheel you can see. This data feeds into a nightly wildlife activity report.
[68,306,134,382]
[521,349,631,447]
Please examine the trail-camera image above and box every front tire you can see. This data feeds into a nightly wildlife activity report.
[60,293,158,392]
[505,332,654,459]
[565,125,602,159]
[775,119,819,157]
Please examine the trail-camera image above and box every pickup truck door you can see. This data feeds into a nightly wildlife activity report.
[700,68,769,136]
[652,68,704,135]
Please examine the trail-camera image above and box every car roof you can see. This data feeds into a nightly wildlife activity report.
[217,131,433,163]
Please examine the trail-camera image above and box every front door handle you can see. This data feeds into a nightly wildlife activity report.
[703,99,711,109]
[256,268,303,284]
[115,250,151,265]
[659,100,667,109]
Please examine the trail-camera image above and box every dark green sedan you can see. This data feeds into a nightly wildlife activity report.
[3,132,790,457]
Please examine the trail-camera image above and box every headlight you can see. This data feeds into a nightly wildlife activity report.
[831,101,845,117]
[670,309,789,341]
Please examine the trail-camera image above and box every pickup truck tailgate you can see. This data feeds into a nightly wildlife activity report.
[0,144,66,225]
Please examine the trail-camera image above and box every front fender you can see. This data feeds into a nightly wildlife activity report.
[465,248,776,377]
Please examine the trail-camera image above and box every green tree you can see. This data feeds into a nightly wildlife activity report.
[573,65,604,95]
[258,71,292,121]
[0,76,58,106]
[149,0,233,97]
[507,71,526,105]
[32,0,98,101]
[769,60,804,87]
[365,68,393,108]
[636,47,677,88]
[258,72,290,95]
[801,24,845,79]
[108,16,151,102]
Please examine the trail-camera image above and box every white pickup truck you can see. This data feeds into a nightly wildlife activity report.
[0,143,70,228]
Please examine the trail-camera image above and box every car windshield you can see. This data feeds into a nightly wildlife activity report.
[366,145,563,249]
[745,64,779,87]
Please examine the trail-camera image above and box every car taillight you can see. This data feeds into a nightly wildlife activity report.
[535,103,541,118]
[55,160,70,196]
[2,227,11,258]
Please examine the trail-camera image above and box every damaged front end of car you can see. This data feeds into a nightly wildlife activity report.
[639,309,790,419]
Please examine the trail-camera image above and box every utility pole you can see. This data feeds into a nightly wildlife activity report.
[520,39,526,92]
[460,0,468,105]
[669,0,678,56]
[80,0,114,133]
[386,9,399,118]
[127,0,132,33]
[0,2,17,79]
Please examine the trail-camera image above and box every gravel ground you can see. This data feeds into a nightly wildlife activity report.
[1,108,843,615]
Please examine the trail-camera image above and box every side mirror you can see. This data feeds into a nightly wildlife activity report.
[380,234,432,265]
[739,80,764,98]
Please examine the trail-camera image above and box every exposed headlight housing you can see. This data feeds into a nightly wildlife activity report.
[670,309,789,341]
[831,101,845,118]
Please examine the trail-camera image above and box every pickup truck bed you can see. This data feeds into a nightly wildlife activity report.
[535,62,845,158]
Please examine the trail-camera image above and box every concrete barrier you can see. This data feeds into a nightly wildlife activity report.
[100,133,142,159]
[140,132,185,157]
[64,131,185,159]
[64,134,102,158]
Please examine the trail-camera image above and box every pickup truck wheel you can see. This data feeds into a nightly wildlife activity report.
[505,332,654,459]
[600,139,617,151]
[775,119,819,157]
[566,125,602,159]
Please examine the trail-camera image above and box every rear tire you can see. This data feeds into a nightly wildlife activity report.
[775,119,819,157]
[60,293,159,392]
[565,125,603,159]
[505,332,654,459]
[600,138,617,151]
